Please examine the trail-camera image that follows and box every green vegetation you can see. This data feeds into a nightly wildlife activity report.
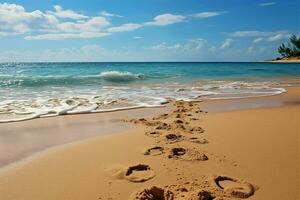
[278,34,300,58]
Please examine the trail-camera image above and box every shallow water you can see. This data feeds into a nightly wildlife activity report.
[0,62,299,122]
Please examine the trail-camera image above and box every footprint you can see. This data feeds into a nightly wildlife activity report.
[196,190,215,200]
[129,186,174,200]
[144,121,164,127]
[188,102,194,107]
[132,118,167,127]
[189,127,205,133]
[174,119,184,124]
[153,113,169,120]
[173,108,188,113]
[156,122,171,130]
[188,190,215,200]
[214,176,255,198]
[190,118,199,121]
[130,118,147,124]
[165,133,183,143]
[188,137,209,144]
[145,131,161,137]
[115,164,155,183]
[175,113,182,118]
[168,147,208,161]
[176,124,187,130]
[168,147,186,158]
[144,146,164,156]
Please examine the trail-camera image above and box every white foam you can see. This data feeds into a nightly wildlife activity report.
[98,71,144,82]
[0,80,289,123]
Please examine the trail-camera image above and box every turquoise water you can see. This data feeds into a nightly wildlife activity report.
[1,62,300,87]
[0,62,299,122]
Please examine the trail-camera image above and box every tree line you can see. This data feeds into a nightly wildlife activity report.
[278,34,300,58]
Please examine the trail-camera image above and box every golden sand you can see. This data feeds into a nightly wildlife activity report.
[0,88,299,199]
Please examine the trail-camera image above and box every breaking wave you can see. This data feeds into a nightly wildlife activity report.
[98,71,144,82]
[0,71,145,87]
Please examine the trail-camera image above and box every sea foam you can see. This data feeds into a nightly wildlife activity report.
[0,80,288,123]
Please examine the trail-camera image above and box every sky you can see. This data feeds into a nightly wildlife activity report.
[0,0,299,62]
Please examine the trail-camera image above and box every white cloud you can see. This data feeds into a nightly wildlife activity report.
[0,3,58,35]
[208,46,217,53]
[220,38,233,49]
[107,13,186,34]
[230,30,288,37]
[0,44,149,62]
[151,42,182,50]
[258,2,277,6]
[133,36,143,39]
[253,38,264,43]
[0,3,227,40]
[25,32,110,40]
[57,17,110,33]
[107,23,142,33]
[150,38,206,52]
[26,16,110,40]
[268,34,288,41]
[187,38,207,51]
[50,5,88,19]
[100,11,122,18]
[253,33,289,43]
[192,11,227,18]
[248,46,266,54]
[248,46,254,53]
[0,3,111,39]
[144,14,186,26]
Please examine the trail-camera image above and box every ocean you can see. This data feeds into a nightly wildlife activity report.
[0,62,299,122]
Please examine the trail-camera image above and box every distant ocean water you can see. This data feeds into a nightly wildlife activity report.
[0,62,299,122]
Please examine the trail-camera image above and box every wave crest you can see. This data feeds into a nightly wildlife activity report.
[99,71,144,82]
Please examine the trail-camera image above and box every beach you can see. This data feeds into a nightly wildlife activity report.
[0,86,299,200]
[259,57,300,63]
[1,0,300,199]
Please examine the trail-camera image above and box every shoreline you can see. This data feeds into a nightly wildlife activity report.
[0,87,298,168]
[258,57,300,63]
[0,84,292,124]
[260,60,300,63]
[0,87,299,199]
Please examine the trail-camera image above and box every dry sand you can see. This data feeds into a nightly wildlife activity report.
[0,88,299,200]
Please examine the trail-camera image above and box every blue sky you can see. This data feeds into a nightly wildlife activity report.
[0,0,299,62]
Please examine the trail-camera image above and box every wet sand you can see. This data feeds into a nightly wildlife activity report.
[0,87,299,199]
[0,107,169,167]
[201,86,300,112]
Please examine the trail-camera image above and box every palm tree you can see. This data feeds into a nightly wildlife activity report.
[278,34,300,58]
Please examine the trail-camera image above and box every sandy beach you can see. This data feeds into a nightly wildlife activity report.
[0,87,299,200]
[1,1,299,199]
[259,56,300,63]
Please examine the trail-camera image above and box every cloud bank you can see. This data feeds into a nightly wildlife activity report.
[0,3,227,40]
